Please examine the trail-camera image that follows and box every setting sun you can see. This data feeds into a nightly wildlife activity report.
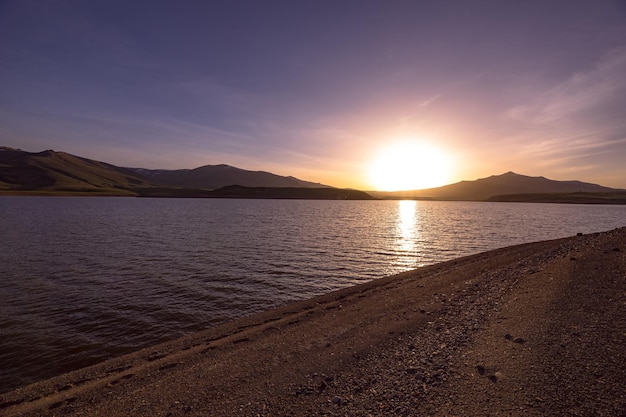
[369,141,452,191]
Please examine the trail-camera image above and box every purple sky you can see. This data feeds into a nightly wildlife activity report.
[1,0,625,189]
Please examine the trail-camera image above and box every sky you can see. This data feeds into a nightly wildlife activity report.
[1,0,625,190]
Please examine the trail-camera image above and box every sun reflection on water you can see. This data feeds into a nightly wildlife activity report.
[396,200,418,266]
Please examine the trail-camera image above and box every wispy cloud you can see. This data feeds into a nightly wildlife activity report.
[399,94,442,124]
[507,47,626,127]
[520,136,626,157]
[504,47,626,163]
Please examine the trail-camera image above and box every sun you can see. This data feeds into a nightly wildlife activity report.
[368,141,452,191]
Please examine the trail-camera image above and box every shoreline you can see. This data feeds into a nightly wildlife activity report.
[1,228,625,416]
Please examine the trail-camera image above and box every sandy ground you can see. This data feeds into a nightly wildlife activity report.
[1,227,624,416]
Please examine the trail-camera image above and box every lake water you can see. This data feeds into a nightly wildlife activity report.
[1,197,625,393]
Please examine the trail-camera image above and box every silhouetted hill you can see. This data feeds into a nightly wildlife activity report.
[131,165,328,189]
[0,148,153,194]
[372,172,622,201]
[487,191,626,204]
[202,185,373,200]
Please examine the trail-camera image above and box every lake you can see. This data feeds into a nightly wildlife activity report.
[1,197,624,393]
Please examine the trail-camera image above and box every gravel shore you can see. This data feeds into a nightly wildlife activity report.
[2,227,624,416]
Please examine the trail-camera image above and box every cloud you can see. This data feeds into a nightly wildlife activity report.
[507,47,626,127]
[520,136,626,157]
[399,94,442,124]
[504,47,626,162]
[494,47,626,184]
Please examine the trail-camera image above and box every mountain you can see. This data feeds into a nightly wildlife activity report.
[371,172,622,201]
[0,148,331,195]
[130,164,328,189]
[0,148,153,194]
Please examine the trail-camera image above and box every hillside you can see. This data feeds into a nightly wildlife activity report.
[372,172,622,201]
[204,185,373,199]
[0,148,153,194]
[487,191,626,204]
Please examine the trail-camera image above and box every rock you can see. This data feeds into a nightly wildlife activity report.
[429,373,443,385]
[504,334,513,340]
[513,337,525,344]
[331,396,342,405]
[476,365,486,375]
[318,381,327,392]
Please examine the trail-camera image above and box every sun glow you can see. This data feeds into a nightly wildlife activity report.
[369,140,452,191]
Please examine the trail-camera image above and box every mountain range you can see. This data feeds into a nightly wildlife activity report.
[1,147,624,202]
[0,147,329,196]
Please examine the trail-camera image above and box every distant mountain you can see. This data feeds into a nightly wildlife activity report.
[372,172,622,201]
[0,148,331,195]
[0,148,153,194]
[129,164,329,189]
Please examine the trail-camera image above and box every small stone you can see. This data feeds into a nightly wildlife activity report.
[332,396,342,405]
[504,334,513,340]
[429,373,443,385]
[476,364,486,375]
[513,337,525,344]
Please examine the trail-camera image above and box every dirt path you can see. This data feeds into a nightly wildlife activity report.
[1,228,624,416]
